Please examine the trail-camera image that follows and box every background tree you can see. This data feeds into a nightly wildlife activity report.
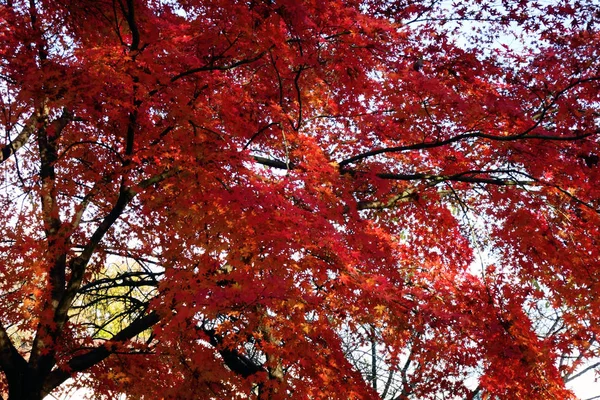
[0,0,599,399]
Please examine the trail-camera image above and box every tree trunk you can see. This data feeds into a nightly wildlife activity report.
[7,371,45,400]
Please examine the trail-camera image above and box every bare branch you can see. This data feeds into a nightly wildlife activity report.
[565,361,600,383]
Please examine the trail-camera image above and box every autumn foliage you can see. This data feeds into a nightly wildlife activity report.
[0,0,599,399]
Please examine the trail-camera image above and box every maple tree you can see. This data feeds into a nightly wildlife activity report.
[0,0,599,399]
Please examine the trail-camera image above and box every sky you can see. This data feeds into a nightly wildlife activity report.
[569,372,600,400]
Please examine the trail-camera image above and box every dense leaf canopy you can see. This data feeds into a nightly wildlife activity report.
[0,0,599,399]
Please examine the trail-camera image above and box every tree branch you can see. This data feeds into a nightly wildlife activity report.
[253,155,292,170]
[565,361,600,383]
[374,170,533,185]
[202,328,265,378]
[42,311,160,395]
[243,122,279,150]
[30,106,75,372]
[338,130,597,167]
[171,49,270,83]
[125,0,140,51]
[78,270,161,293]
[116,0,140,50]
[357,190,418,211]
[0,322,27,381]
[1,114,37,164]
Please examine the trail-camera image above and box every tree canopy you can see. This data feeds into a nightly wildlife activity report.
[0,0,599,399]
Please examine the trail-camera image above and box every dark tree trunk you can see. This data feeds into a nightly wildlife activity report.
[7,370,46,400]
